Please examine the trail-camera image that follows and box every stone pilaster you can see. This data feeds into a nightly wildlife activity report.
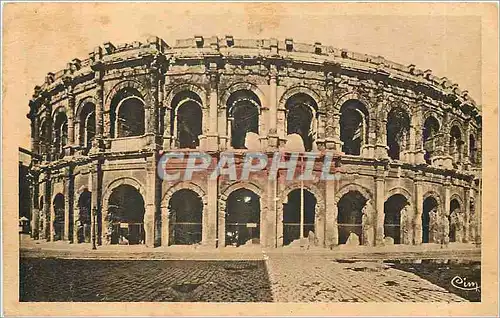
[91,65,104,151]
[90,160,102,245]
[63,167,72,241]
[204,177,218,248]
[90,166,97,245]
[206,64,219,151]
[374,94,389,159]
[72,188,80,244]
[41,175,50,240]
[276,175,284,247]
[264,178,278,248]
[315,197,325,247]
[161,203,169,246]
[43,97,53,161]
[413,176,424,245]
[475,178,482,244]
[49,179,55,242]
[376,123,389,160]
[144,155,157,247]
[325,177,337,247]
[29,100,40,155]
[65,89,75,156]
[315,113,326,151]
[200,179,217,248]
[463,121,472,168]
[442,178,451,243]
[331,113,343,152]
[268,65,279,149]
[443,123,455,168]
[30,173,39,239]
[375,170,386,245]
[476,131,482,166]
[407,124,416,164]
[324,72,341,151]
[413,100,426,165]
[146,67,160,145]
[464,187,471,243]
[216,106,227,151]
[276,88,287,148]
[431,132,451,168]
[162,104,172,150]
[360,115,375,158]
[217,192,226,249]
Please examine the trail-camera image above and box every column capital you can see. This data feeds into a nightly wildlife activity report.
[208,72,219,89]
[443,176,452,187]
[90,60,104,74]
[268,72,278,84]
[269,63,278,76]
[413,172,425,183]
[375,165,387,180]
[149,53,168,77]
[375,175,385,182]
[325,71,337,89]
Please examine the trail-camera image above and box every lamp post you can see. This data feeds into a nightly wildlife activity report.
[299,154,304,240]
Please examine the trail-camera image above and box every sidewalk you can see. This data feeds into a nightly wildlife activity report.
[20,235,481,261]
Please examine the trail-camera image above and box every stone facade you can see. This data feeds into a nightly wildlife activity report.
[25,36,482,248]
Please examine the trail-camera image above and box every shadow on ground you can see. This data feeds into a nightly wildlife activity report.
[384,259,481,302]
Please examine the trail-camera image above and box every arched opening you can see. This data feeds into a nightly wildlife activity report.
[227,90,260,149]
[340,100,369,156]
[423,116,440,164]
[107,184,145,245]
[386,107,410,160]
[171,92,203,149]
[337,191,367,245]
[469,134,477,164]
[449,125,463,165]
[449,198,462,243]
[77,189,92,243]
[79,102,96,153]
[168,189,203,245]
[225,189,260,247]
[384,194,409,244]
[422,196,439,243]
[286,93,317,152]
[52,193,65,241]
[282,189,316,245]
[110,88,145,138]
[53,110,68,157]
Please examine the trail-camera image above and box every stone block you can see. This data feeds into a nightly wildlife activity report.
[384,237,394,245]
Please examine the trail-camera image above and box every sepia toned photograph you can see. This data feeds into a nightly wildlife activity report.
[3,2,498,317]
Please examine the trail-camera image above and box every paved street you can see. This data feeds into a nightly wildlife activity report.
[265,255,471,302]
[20,255,478,302]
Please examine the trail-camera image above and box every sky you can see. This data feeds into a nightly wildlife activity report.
[3,3,482,150]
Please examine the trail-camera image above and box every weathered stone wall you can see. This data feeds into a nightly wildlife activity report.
[26,36,482,248]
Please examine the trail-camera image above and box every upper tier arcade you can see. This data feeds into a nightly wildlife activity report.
[27,35,482,172]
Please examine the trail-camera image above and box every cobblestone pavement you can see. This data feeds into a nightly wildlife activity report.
[20,256,473,302]
[20,259,272,302]
[265,255,468,302]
